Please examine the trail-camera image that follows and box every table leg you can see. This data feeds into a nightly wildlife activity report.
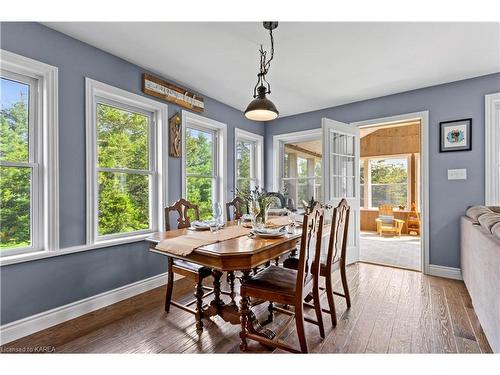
[227,271,236,306]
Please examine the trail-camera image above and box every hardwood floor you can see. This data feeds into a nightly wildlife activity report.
[1,263,493,354]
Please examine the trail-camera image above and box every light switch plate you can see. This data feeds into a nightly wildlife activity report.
[448,168,467,180]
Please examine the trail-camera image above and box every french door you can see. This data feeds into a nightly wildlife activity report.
[322,118,360,264]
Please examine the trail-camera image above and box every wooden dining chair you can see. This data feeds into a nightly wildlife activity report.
[225,196,248,220]
[162,198,213,332]
[283,199,351,327]
[239,204,325,353]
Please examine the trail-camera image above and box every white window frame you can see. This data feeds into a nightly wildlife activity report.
[485,93,500,205]
[182,111,227,218]
[272,129,322,192]
[85,78,168,245]
[0,50,58,259]
[234,128,264,191]
[361,154,412,209]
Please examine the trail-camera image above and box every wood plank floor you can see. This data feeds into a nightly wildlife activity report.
[1,263,493,354]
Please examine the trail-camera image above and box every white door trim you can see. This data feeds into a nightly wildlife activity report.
[351,111,430,274]
[485,93,500,206]
[272,128,322,191]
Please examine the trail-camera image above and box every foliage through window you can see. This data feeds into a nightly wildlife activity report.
[95,102,153,237]
[366,157,409,208]
[0,75,36,251]
[236,139,256,193]
[185,127,216,220]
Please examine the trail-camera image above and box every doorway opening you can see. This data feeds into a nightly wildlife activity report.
[358,120,422,271]
[273,130,322,212]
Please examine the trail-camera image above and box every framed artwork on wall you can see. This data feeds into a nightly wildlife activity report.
[439,118,472,152]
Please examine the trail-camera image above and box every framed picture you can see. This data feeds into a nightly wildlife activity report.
[439,118,472,152]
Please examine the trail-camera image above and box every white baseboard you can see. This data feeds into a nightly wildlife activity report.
[427,264,463,280]
[0,272,171,345]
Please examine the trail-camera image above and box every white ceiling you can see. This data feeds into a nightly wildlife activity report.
[44,22,500,118]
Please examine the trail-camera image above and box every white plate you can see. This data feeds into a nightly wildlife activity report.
[188,222,225,231]
[187,226,210,231]
[251,228,287,239]
[252,232,287,239]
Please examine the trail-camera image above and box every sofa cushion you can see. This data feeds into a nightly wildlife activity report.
[478,212,500,232]
[491,221,500,240]
[465,205,492,223]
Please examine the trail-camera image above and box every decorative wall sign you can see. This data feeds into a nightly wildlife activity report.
[439,118,472,152]
[169,112,182,158]
[143,73,204,112]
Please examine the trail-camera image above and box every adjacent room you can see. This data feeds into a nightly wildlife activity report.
[1,17,499,363]
[359,120,422,271]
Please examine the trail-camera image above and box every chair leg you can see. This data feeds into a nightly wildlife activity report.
[312,285,325,338]
[195,279,204,334]
[294,302,308,353]
[164,257,174,313]
[325,271,337,327]
[340,261,351,308]
[239,295,250,351]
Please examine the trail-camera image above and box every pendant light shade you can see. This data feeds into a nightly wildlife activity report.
[245,22,279,122]
[244,86,279,121]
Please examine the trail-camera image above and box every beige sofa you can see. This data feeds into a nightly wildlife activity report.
[461,206,500,353]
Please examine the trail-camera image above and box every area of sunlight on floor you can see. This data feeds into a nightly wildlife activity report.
[359,231,421,271]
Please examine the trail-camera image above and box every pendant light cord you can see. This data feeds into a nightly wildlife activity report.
[253,27,275,98]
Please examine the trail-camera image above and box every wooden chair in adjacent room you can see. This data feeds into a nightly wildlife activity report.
[283,198,351,327]
[375,204,404,237]
[152,198,213,333]
[239,205,326,353]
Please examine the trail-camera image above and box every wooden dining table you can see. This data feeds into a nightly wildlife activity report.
[145,221,301,339]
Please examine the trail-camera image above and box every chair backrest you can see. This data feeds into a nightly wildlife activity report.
[324,199,350,269]
[265,192,286,209]
[378,204,394,216]
[295,203,324,296]
[164,198,200,231]
[226,196,249,221]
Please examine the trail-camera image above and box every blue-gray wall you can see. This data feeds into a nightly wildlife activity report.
[264,73,500,269]
[0,22,264,324]
[1,21,499,326]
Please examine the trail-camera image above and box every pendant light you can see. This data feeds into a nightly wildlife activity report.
[244,21,279,121]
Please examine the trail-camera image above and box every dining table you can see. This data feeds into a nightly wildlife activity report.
[145,219,301,340]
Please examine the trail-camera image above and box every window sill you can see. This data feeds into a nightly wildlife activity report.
[0,233,153,267]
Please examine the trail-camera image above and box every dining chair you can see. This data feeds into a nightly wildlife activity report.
[239,204,325,353]
[283,198,351,327]
[225,196,249,302]
[162,198,213,332]
[225,196,248,221]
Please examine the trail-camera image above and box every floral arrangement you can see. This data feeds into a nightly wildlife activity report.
[234,185,277,223]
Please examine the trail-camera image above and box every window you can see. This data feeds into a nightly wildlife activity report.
[360,156,410,209]
[235,128,263,193]
[1,73,39,252]
[0,50,58,258]
[281,143,322,207]
[182,111,227,221]
[86,78,167,244]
